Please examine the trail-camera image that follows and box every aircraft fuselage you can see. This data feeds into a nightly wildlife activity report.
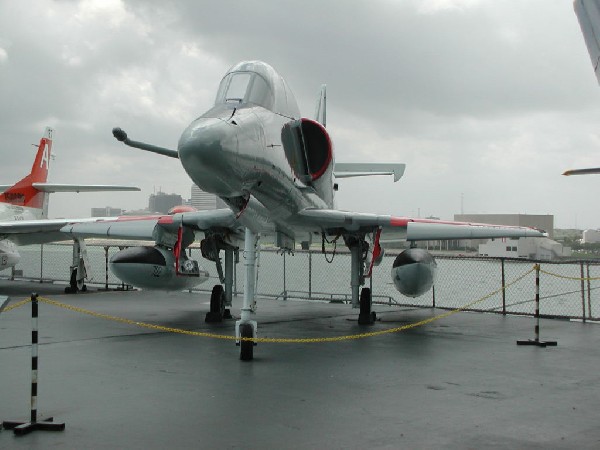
[177,61,335,240]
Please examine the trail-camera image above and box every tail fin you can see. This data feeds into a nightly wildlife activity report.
[0,127,53,217]
[314,85,327,127]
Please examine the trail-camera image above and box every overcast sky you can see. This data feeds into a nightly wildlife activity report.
[1,0,600,229]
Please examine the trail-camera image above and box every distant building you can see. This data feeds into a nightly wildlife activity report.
[191,184,227,210]
[91,207,123,217]
[191,184,217,210]
[148,191,182,214]
[479,237,571,260]
[582,229,600,244]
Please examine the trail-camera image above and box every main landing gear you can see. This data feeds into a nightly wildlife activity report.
[205,247,235,323]
[345,234,377,325]
[65,239,88,294]
[358,287,376,325]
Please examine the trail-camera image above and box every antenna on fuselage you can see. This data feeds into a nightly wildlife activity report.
[314,85,326,128]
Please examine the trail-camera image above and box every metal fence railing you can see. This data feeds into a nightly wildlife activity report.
[3,242,600,321]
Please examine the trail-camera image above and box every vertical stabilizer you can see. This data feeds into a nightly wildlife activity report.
[314,85,327,127]
[0,127,53,217]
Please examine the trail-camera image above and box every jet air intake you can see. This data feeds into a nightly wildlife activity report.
[281,118,332,184]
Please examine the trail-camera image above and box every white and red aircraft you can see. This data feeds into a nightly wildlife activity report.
[59,61,544,360]
[0,127,140,290]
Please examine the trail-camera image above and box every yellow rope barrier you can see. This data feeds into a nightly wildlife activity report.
[1,298,32,313]
[3,266,535,343]
[539,268,600,281]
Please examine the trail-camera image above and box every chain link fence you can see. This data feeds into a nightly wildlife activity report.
[3,242,599,321]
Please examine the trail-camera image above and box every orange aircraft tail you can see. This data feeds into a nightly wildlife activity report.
[0,127,53,214]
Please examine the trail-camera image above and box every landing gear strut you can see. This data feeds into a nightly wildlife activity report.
[236,228,258,361]
[345,234,376,325]
[204,246,235,322]
[65,239,87,294]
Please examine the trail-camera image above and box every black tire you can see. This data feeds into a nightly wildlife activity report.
[359,287,372,316]
[239,323,254,361]
[205,285,225,323]
[210,285,225,316]
[358,287,374,325]
[69,268,78,292]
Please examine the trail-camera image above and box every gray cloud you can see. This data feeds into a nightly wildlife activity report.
[1,0,599,228]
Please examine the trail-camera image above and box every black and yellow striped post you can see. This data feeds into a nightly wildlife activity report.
[517,265,557,348]
[2,293,65,435]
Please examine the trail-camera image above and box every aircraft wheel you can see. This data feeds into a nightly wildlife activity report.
[68,268,78,293]
[205,285,225,323]
[239,323,254,361]
[358,287,375,325]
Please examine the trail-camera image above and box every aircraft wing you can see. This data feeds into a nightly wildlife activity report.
[1,209,241,247]
[0,184,140,194]
[60,209,242,241]
[32,183,140,193]
[295,209,546,241]
[54,207,544,251]
[0,218,105,245]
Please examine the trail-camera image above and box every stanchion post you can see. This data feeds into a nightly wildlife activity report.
[2,293,65,435]
[501,258,506,315]
[104,246,110,290]
[580,262,586,323]
[517,265,557,348]
[283,252,287,301]
[587,263,592,320]
[40,244,44,283]
[308,251,312,299]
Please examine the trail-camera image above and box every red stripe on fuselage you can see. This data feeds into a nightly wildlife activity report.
[390,217,410,227]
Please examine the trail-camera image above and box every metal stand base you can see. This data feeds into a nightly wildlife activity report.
[516,339,557,347]
[3,417,65,436]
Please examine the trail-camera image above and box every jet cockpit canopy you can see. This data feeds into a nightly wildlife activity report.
[215,61,300,119]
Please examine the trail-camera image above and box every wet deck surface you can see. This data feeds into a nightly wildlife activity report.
[1,279,599,449]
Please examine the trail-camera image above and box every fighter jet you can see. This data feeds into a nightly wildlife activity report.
[61,61,545,360]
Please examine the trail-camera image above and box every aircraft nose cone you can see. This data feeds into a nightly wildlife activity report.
[178,118,229,163]
[178,117,240,196]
